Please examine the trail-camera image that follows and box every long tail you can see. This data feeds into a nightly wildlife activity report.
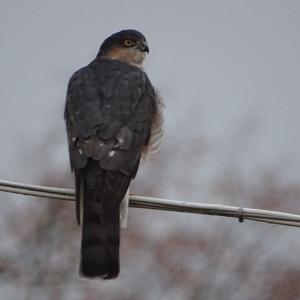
[77,161,130,279]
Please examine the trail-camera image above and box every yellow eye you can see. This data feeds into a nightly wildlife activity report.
[124,39,134,47]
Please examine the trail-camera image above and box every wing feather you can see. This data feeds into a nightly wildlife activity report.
[65,58,156,176]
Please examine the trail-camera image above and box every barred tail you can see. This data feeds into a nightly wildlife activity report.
[77,161,130,279]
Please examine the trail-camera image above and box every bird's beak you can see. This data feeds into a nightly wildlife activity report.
[138,41,149,53]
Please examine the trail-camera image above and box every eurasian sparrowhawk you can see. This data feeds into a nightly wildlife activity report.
[65,29,163,279]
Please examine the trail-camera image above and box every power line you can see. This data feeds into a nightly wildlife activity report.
[0,179,299,227]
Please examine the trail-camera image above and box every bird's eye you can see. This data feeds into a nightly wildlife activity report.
[124,39,134,47]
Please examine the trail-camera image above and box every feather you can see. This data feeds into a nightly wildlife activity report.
[65,54,162,279]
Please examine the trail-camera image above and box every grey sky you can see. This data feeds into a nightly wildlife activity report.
[0,0,300,183]
[0,2,299,299]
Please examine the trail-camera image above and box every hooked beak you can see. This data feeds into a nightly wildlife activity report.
[138,41,149,53]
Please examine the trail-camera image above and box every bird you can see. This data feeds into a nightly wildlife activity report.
[64,29,163,279]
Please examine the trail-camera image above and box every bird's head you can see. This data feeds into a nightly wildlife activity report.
[97,29,149,67]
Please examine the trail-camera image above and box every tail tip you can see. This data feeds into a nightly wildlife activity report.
[80,257,120,279]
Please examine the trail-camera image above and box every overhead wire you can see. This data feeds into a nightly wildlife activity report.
[0,179,299,227]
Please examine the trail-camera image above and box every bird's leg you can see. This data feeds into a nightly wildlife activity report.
[120,187,130,228]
